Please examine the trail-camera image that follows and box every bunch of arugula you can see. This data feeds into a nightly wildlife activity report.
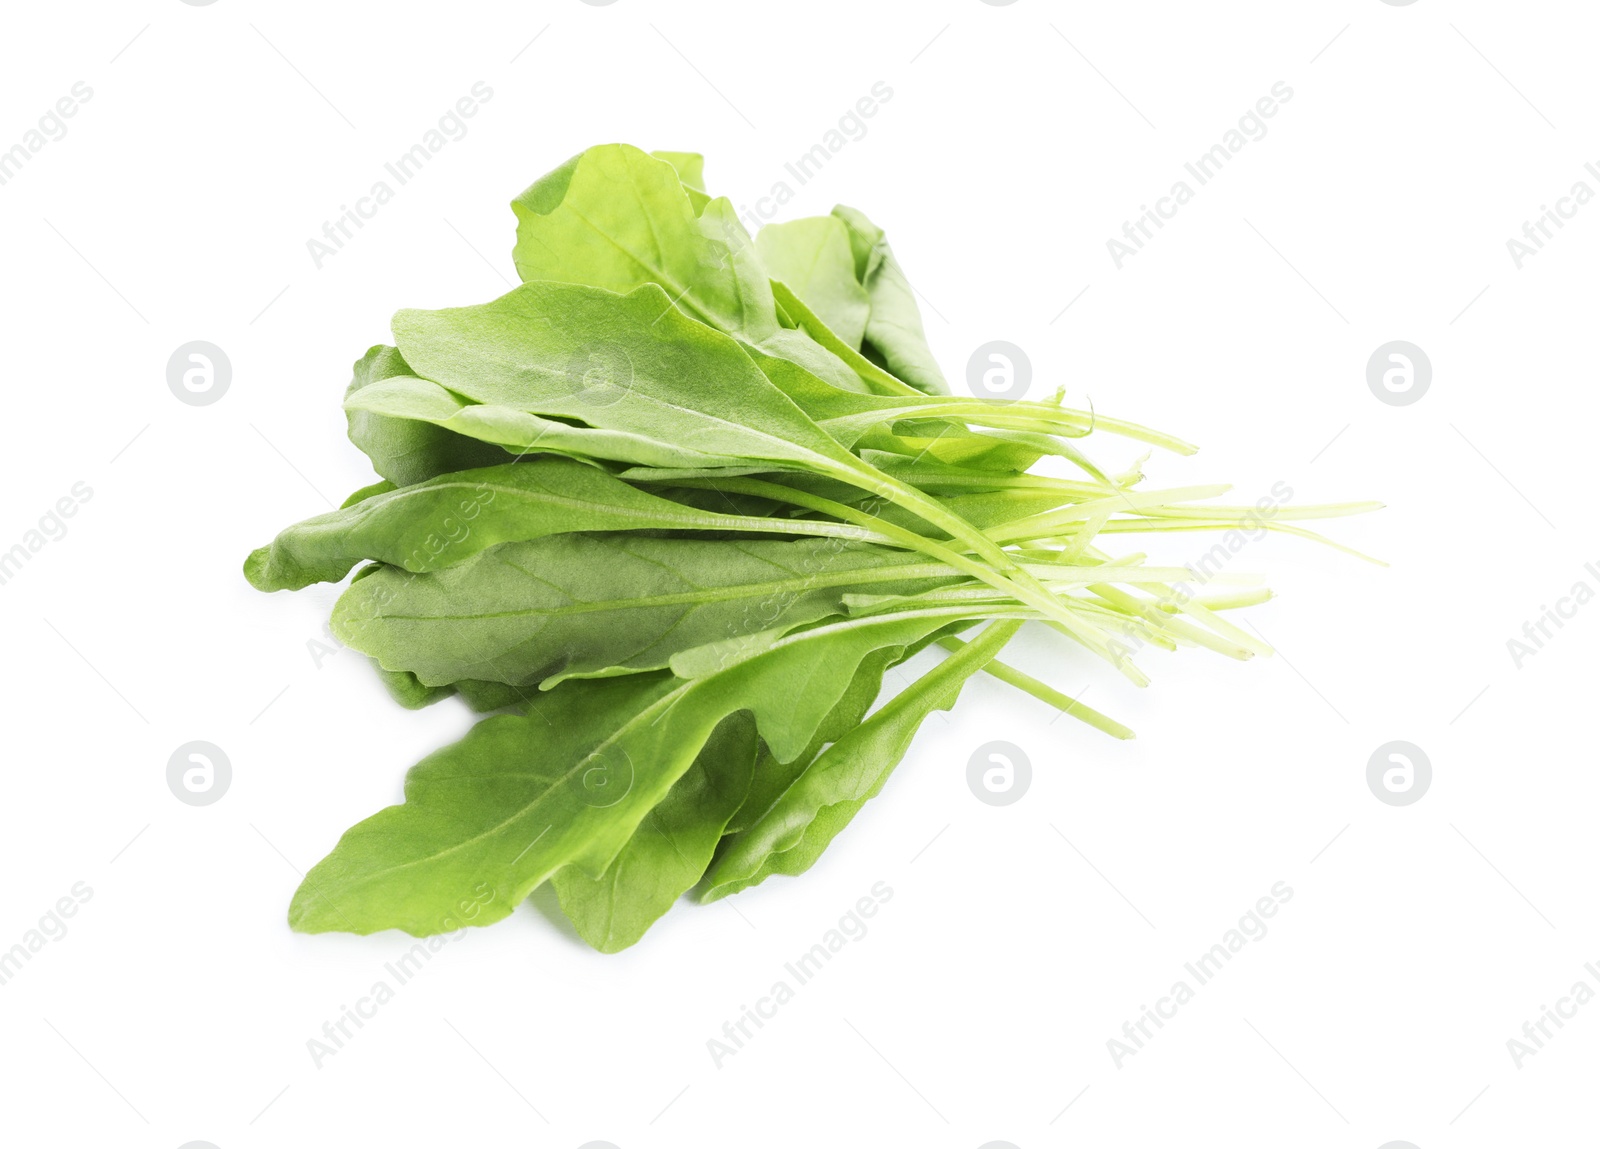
[247,144,1377,951]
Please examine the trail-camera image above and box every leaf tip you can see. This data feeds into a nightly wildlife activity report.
[242,546,275,592]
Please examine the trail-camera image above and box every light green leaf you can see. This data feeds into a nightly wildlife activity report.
[833,205,950,396]
[330,534,965,689]
[511,143,869,392]
[511,143,778,345]
[650,149,707,193]
[392,279,867,474]
[551,711,757,952]
[703,619,1021,900]
[757,217,870,350]
[344,374,736,471]
[288,610,976,937]
[344,344,508,485]
[244,457,883,592]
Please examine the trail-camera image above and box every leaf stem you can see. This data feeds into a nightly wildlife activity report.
[936,636,1134,740]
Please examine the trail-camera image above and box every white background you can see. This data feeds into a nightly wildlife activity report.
[0,2,1594,1146]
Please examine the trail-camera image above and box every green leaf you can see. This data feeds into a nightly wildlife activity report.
[392,279,868,475]
[551,711,757,952]
[511,142,869,392]
[511,144,773,342]
[721,633,949,836]
[756,217,870,350]
[370,662,456,710]
[649,148,711,214]
[243,457,883,592]
[288,610,977,938]
[330,534,965,689]
[832,205,949,396]
[344,345,508,485]
[343,373,737,472]
[703,620,1021,900]
[649,149,707,193]
[341,478,396,509]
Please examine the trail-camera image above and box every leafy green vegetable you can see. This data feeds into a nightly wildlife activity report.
[511,142,868,394]
[289,611,987,936]
[831,205,950,395]
[703,619,1020,900]
[330,534,966,690]
[552,711,757,952]
[344,345,508,486]
[245,457,884,592]
[248,141,1377,953]
[756,216,871,350]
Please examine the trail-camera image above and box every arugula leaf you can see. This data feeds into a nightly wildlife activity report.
[244,458,885,592]
[511,142,870,393]
[551,711,757,952]
[511,144,771,341]
[756,216,871,350]
[722,636,948,837]
[329,535,967,689]
[649,149,707,195]
[392,280,872,473]
[703,620,1021,900]
[289,610,982,936]
[370,662,456,710]
[343,373,741,472]
[344,345,508,486]
[831,205,949,396]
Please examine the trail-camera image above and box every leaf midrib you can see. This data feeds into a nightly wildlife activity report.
[355,560,958,622]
